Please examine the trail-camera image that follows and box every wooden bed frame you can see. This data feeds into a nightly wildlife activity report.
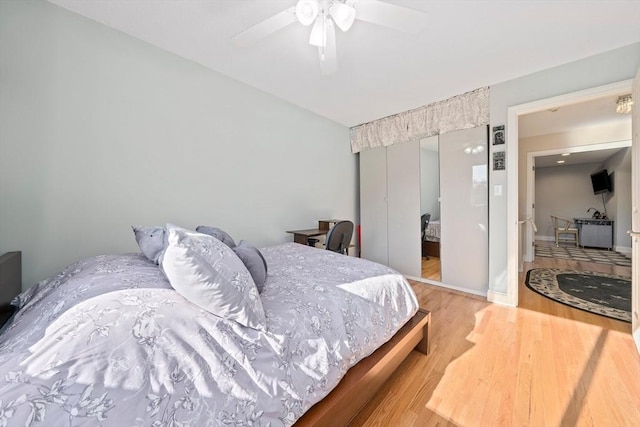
[296,307,431,426]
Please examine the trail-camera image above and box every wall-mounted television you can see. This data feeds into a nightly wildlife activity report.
[590,169,612,194]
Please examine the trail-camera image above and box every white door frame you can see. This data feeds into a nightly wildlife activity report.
[631,69,639,353]
[524,140,633,261]
[506,79,633,306]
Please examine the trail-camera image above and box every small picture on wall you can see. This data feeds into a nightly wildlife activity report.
[492,125,505,145]
[493,151,505,171]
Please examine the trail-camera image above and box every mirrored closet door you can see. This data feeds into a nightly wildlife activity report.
[361,126,487,293]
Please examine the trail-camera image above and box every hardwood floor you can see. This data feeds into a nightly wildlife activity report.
[421,256,441,281]
[347,252,639,427]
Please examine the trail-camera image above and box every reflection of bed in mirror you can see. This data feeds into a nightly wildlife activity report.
[425,219,440,240]
[419,135,442,282]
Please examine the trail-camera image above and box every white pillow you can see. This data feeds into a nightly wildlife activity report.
[161,224,266,330]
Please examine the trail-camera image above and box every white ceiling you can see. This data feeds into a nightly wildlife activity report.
[534,147,628,168]
[520,93,632,168]
[519,94,632,139]
[48,0,640,127]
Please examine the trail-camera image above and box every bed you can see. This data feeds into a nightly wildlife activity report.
[425,219,441,240]
[0,234,429,426]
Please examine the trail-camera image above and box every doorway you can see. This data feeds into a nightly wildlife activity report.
[506,79,634,306]
[523,140,632,264]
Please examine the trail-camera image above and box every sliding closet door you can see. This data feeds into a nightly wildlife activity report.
[439,126,488,292]
[387,140,421,277]
[360,146,389,265]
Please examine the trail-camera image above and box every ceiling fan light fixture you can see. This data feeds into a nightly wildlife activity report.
[329,2,356,32]
[309,16,327,47]
[296,0,319,26]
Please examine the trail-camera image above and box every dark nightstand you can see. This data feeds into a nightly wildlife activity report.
[422,238,440,258]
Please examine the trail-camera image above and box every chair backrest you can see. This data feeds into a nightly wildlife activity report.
[325,221,354,254]
[421,213,431,241]
[551,215,573,231]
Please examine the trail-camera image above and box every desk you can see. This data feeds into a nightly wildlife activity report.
[286,228,328,245]
[574,218,614,249]
[286,220,342,245]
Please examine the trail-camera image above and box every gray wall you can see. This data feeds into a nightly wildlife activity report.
[0,0,356,289]
[535,163,607,239]
[419,142,440,220]
[604,147,633,250]
[518,123,631,231]
[534,150,632,251]
[518,123,632,249]
[489,43,640,295]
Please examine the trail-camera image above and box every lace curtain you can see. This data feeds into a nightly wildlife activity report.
[350,87,490,153]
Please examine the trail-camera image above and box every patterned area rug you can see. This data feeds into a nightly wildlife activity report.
[535,245,632,267]
[525,268,631,322]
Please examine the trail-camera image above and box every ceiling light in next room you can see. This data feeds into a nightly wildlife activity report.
[616,94,633,114]
[561,153,570,156]
[557,160,565,164]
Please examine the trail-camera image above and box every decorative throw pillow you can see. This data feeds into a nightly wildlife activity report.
[232,241,268,293]
[132,226,167,264]
[161,224,266,330]
[195,226,236,248]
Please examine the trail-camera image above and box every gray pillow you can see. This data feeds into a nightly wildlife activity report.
[132,226,167,264]
[161,224,266,330]
[232,240,268,293]
[195,226,236,248]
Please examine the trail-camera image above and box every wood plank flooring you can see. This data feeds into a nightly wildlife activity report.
[347,251,639,427]
[421,256,441,281]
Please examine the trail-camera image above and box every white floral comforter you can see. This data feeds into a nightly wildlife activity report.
[0,243,418,426]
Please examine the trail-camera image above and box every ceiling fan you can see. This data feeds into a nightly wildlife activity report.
[232,0,428,75]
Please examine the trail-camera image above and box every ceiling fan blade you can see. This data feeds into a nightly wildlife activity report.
[319,21,337,75]
[232,6,297,47]
[353,0,428,34]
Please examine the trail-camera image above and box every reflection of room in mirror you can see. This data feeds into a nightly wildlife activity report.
[421,255,441,281]
[420,136,440,220]
[419,135,441,282]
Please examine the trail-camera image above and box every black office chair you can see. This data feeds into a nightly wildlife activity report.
[325,221,354,255]
[421,213,431,241]
[421,213,431,259]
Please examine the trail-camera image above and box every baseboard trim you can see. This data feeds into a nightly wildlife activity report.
[535,235,555,242]
[405,275,488,298]
[615,246,632,254]
[487,290,517,307]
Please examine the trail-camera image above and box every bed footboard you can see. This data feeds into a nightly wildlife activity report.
[295,308,431,427]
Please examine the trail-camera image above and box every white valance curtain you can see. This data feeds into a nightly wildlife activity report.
[350,87,490,153]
